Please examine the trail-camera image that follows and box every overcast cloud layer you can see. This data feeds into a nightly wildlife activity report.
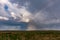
[0,0,60,30]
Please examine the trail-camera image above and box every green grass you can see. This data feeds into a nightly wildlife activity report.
[0,31,60,40]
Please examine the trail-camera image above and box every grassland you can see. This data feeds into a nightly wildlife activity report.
[0,31,60,40]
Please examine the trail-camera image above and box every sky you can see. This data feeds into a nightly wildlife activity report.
[0,0,60,30]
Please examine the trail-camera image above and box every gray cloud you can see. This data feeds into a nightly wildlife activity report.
[0,0,31,30]
[0,0,60,30]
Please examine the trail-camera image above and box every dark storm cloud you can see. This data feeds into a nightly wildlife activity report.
[0,20,28,26]
[0,20,29,30]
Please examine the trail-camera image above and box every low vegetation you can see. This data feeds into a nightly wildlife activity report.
[0,31,60,40]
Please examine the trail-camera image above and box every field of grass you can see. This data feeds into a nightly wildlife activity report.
[0,31,60,40]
